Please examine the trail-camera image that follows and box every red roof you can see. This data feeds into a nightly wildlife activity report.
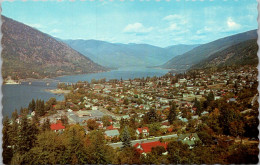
[134,141,168,153]
[137,127,149,133]
[106,125,115,130]
[50,123,65,131]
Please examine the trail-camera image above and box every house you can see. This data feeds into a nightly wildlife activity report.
[50,123,65,132]
[106,125,116,130]
[136,127,149,136]
[105,129,120,139]
[178,133,200,149]
[134,141,168,155]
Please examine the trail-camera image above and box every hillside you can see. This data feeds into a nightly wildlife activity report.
[1,16,107,80]
[190,39,258,70]
[161,30,257,72]
[165,44,199,56]
[63,39,198,68]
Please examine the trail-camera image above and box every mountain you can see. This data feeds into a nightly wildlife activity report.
[190,39,258,70]
[63,39,199,68]
[165,44,200,56]
[161,30,257,72]
[1,16,106,80]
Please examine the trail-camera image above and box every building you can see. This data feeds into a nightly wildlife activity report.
[105,129,120,139]
[178,133,200,149]
[136,127,149,137]
[50,123,65,132]
[134,141,168,155]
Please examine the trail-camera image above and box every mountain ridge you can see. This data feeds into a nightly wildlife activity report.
[161,29,257,72]
[190,39,258,70]
[62,39,199,68]
[1,15,107,80]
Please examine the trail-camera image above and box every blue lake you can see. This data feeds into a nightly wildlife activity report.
[2,67,169,117]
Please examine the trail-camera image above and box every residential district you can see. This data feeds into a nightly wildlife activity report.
[3,66,259,164]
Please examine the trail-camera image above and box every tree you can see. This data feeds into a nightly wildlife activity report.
[42,118,51,132]
[11,109,19,121]
[61,115,69,126]
[3,116,13,164]
[167,141,190,164]
[151,146,166,156]
[101,115,111,127]
[143,108,158,124]
[229,121,245,144]
[64,125,87,164]
[22,131,69,164]
[86,130,115,164]
[28,99,36,112]
[87,119,99,130]
[115,147,141,164]
[148,122,161,136]
[194,98,202,116]
[120,126,131,148]
[168,102,177,124]
[16,114,38,160]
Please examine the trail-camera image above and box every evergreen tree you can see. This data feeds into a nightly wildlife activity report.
[144,108,158,124]
[28,99,36,112]
[42,118,51,131]
[3,116,13,164]
[168,102,177,124]
[9,117,19,154]
[121,126,131,148]
[11,109,18,121]
[17,114,32,153]
[194,98,202,116]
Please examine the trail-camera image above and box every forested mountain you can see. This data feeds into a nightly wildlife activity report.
[1,16,107,80]
[190,39,258,70]
[161,30,257,72]
[63,39,199,68]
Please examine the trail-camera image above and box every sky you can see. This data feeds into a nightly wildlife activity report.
[2,0,258,47]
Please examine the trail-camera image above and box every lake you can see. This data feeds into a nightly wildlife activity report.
[3,67,169,117]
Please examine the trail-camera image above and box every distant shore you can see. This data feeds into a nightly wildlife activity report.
[45,89,71,94]
[4,79,21,85]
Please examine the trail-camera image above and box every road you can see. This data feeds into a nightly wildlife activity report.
[109,134,177,148]
[251,93,258,106]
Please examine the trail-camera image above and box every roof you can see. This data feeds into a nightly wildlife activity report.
[178,133,200,146]
[50,123,65,131]
[134,141,167,153]
[137,127,149,133]
[105,129,120,137]
[106,125,115,130]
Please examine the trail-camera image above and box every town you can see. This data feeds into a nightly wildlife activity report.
[3,66,259,164]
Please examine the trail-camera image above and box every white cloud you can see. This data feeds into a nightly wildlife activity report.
[162,14,189,32]
[163,14,182,21]
[26,23,44,29]
[196,26,213,34]
[123,22,153,34]
[167,23,179,31]
[227,17,241,30]
[50,29,61,34]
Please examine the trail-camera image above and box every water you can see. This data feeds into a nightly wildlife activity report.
[55,67,169,83]
[3,67,169,117]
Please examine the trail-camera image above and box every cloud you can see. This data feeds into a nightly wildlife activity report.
[162,14,189,32]
[123,22,153,34]
[50,29,61,34]
[196,26,213,34]
[26,23,44,29]
[163,14,182,21]
[226,17,241,30]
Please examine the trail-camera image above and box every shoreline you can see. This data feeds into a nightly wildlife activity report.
[45,89,71,94]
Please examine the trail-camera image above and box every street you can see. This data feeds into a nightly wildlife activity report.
[109,134,177,148]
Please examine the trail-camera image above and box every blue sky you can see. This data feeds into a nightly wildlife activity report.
[2,0,258,47]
